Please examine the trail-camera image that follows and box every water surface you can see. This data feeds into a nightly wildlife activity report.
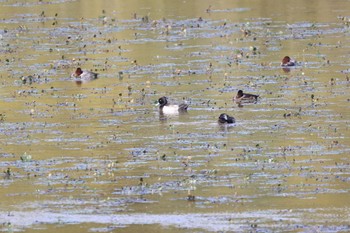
[1,0,350,232]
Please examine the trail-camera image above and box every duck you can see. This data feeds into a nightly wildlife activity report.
[281,56,296,66]
[218,113,235,124]
[71,68,98,83]
[157,96,188,114]
[234,90,259,103]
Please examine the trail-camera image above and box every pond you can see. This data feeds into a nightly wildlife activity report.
[0,0,350,232]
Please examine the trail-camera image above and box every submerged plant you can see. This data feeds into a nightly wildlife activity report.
[20,152,32,162]
[0,113,5,122]
[4,168,11,179]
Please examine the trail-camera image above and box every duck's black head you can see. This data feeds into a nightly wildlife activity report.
[218,113,235,124]
[237,90,243,98]
[158,96,168,108]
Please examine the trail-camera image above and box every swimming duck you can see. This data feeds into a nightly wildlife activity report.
[218,113,235,124]
[281,56,296,66]
[157,96,188,114]
[71,68,98,82]
[234,90,259,102]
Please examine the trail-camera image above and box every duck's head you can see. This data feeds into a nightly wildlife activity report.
[281,56,291,65]
[237,90,243,98]
[75,68,83,76]
[157,96,168,108]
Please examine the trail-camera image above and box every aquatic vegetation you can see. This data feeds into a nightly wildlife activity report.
[20,152,32,162]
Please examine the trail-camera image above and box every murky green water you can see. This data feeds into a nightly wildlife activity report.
[1,0,350,232]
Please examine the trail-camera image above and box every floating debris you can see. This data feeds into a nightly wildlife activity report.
[20,152,32,162]
[187,194,195,201]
